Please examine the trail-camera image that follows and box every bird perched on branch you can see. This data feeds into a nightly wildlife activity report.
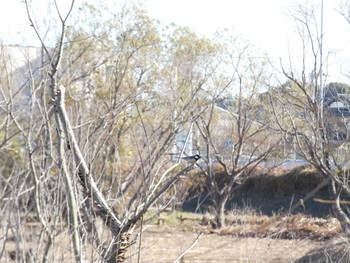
[181,154,201,164]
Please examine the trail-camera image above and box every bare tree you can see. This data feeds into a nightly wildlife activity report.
[194,35,280,228]
[4,1,220,262]
[271,3,350,233]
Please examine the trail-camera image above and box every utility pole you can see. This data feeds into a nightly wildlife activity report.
[319,0,324,119]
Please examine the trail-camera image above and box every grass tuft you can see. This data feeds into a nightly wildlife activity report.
[154,210,341,241]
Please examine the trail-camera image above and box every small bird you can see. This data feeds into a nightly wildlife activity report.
[181,154,201,163]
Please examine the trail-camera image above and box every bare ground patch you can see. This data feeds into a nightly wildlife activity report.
[128,226,327,263]
[125,212,343,263]
[0,211,345,262]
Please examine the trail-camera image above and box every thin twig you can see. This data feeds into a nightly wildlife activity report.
[290,178,329,213]
[137,215,143,263]
[172,232,203,263]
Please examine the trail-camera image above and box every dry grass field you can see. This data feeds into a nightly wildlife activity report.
[125,211,344,263]
[3,166,350,262]
[129,226,325,263]
[1,210,348,262]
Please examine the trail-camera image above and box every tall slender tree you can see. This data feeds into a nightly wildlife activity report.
[271,2,350,233]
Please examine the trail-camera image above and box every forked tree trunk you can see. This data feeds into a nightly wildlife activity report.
[213,194,229,229]
[104,227,133,263]
[330,180,350,234]
[116,232,130,263]
[105,241,118,263]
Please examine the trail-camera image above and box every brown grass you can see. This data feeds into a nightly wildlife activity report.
[128,211,339,262]
[174,211,341,241]
[1,210,343,262]
[295,237,350,263]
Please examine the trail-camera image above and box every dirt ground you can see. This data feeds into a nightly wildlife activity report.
[1,212,342,262]
[127,225,327,263]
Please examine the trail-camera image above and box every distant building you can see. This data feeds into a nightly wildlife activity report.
[324,82,350,141]
[0,45,50,109]
[170,104,236,162]
[1,45,47,82]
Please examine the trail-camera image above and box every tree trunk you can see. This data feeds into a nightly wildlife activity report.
[104,225,135,263]
[213,194,229,229]
[330,180,350,234]
[116,232,130,263]
[104,241,118,263]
